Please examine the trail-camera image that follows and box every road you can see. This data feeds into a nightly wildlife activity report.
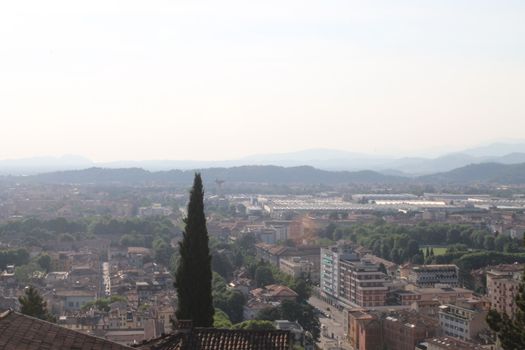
[309,296,352,350]
[102,262,110,296]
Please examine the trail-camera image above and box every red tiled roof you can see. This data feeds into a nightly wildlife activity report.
[264,285,298,298]
[137,328,291,350]
[0,310,133,350]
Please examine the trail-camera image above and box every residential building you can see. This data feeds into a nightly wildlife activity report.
[438,299,489,341]
[408,265,459,288]
[345,310,438,350]
[274,320,314,350]
[320,245,359,304]
[255,243,320,282]
[339,259,388,307]
[422,337,486,350]
[250,284,298,303]
[382,311,439,350]
[279,256,317,282]
[486,264,523,319]
[345,310,382,350]
[397,286,475,305]
[54,290,96,311]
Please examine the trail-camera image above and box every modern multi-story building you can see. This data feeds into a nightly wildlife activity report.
[438,299,489,341]
[321,245,388,307]
[408,265,459,288]
[339,259,388,307]
[320,245,359,304]
[486,264,523,319]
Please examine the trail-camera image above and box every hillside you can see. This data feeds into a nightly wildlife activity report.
[14,165,404,186]
[2,162,525,186]
[420,162,525,184]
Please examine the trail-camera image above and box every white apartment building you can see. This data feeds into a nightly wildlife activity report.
[320,245,359,303]
[438,300,488,341]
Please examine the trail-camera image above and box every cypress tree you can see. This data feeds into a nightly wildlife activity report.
[174,173,214,327]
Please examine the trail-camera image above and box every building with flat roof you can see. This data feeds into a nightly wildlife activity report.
[345,310,439,350]
[422,336,486,350]
[438,299,489,341]
[339,259,388,307]
[408,265,459,288]
[486,264,523,319]
[320,245,359,305]
[279,256,318,283]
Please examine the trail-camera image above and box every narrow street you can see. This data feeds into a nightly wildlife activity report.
[308,296,352,350]
[102,261,111,296]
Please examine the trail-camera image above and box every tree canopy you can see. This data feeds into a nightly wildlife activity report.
[19,286,54,322]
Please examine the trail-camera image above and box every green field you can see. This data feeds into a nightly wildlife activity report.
[420,246,448,256]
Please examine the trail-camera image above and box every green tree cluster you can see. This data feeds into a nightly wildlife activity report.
[19,286,55,322]
[212,272,246,323]
[233,320,275,330]
[330,222,523,265]
[0,248,30,270]
[213,308,233,328]
[81,295,127,312]
[37,254,52,273]
[256,300,320,341]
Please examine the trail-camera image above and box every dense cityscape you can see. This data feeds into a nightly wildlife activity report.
[2,1,525,349]
[1,164,525,349]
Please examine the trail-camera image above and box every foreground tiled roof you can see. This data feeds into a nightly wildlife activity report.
[137,328,291,350]
[0,310,133,350]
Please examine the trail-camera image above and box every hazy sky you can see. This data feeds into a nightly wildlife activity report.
[1,1,524,161]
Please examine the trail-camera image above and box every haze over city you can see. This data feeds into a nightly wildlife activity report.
[1,1,524,161]
[2,2,525,350]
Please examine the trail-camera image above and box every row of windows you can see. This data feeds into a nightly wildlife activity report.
[441,321,465,333]
[441,315,466,324]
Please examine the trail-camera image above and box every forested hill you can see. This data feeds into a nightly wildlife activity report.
[2,162,525,186]
[8,165,404,185]
[420,162,525,184]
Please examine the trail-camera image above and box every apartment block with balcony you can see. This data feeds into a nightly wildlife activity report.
[319,245,359,303]
[339,259,388,307]
[409,265,459,288]
[486,264,523,319]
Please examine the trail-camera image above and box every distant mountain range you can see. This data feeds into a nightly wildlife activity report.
[420,162,525,185]
[15,166,404,186]
[1,142,525,176]
[3,162,525,186]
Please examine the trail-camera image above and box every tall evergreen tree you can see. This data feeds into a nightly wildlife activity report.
[174,173,214,327]
[19,285,54,322]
